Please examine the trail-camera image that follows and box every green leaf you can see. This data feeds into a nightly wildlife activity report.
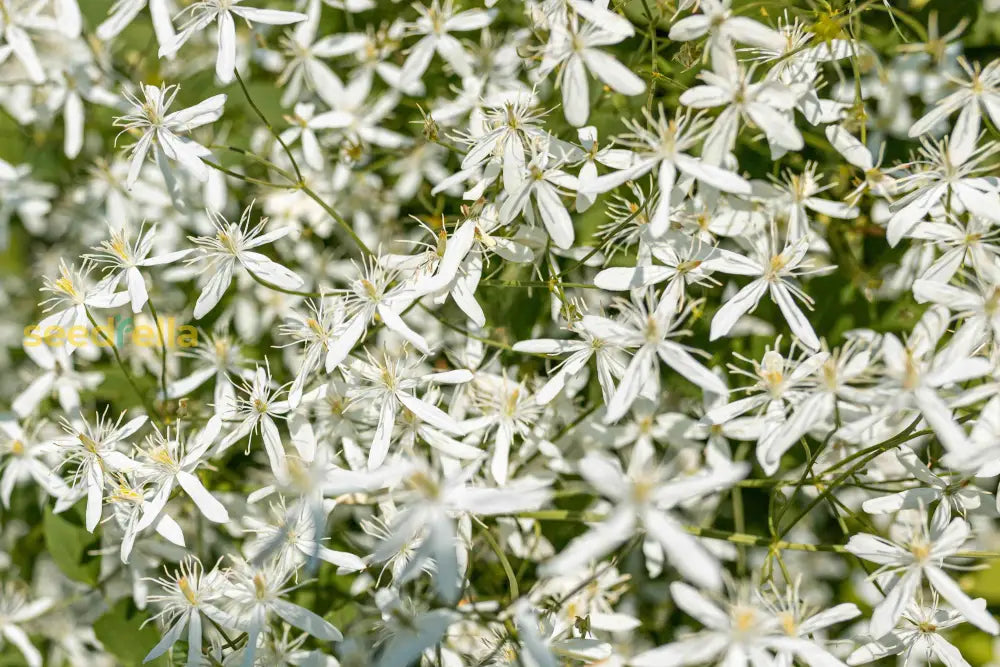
[93,599,168,667]
[43,505,100,586]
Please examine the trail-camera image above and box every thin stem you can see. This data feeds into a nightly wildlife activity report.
[231,70,375,258]
[246,267,331,298]
[145,298,169,406]
[476,518,519,601]
[480,278,599,290]
[84,307,162,424]
[513,511,1000,558]
[234,69,303,185]
[778,417,925,538]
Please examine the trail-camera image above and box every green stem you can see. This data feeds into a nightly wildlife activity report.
[231,70,375,258]
[145,297,169,406]
[234,69,303,185]
[84,307,162,424]
[477,519,519,601]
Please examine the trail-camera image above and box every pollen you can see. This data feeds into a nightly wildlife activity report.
[731,606,758,634]
[767,253,789,278]
[910,540,931,563]
[253,573,268,600]
[178,576,198,605]
[79,433,100,454]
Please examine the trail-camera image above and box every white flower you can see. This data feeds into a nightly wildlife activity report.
[278,298,346,408]
[0,583,52,667]
[218,365,292,477]
[0,0,61,83]
[145,556,232,665]
[159,0,307,83]
[13,344,99,417]
[323,254,434,371]
[680,61,802,160]
[401,0,495,80]
[538,4,643,127]
[375,464,550,602]
[512,315,627,406]
[0,420,68,508]
[839,312,989,453]
[107,474,185,562]
[848,601,981,666]
[113,84,226,189]
[168,329,254,412]
[243,500,365,574]
[584,108,751,237]
[913,272,1000,348]
[705,339,830,474]
[500,148,579,249]
[275,0,346,107]
[86,222,191,313]
[55,411,145,532]
[97,0,175,46]
[668,0,785,69]
[187,205,303,319]
[886,137,1000,247]
[347,351,471,469]
[631,581,775,667]
[224,557,342,666]
[38,261,129,345]
[909,58,1000,148]
[538,452,747,589]
[594,291,728,423]
[846,512,1000,637]
[299,74,410,151]
[863,449,983,522]
[463,373,543,485]
[136,420,230,525]
[709,233,827,350]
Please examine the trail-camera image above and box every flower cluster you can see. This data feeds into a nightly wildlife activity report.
[2,0,1000,665]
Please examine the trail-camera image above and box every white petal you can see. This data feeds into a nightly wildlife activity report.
[240,252,304,289]
[230,7,308,24]
[397,392,460,433]
[368,399,396,469]
[657,341,727,395]
[272,599,343,640]
[535,182,575,249]
[845,533,907,564]
[378,304,431,354]
[913,387,969,452]
[64,92,84,158]
[771,282,819,350]
[6,26,45,83]
[143,616,187,663]
[949,104,980,165]
[668,15,710,41]
[581,49,644,95]
[177,470,229,523]
[538,509,636,576]
[326,314,367,371]
[710,279,767,340]
[925,566,999,634]
[166,94,227,129]
[215,12,237,84]
[825,125,873,170]
[643,508,722,590]
[193,261,234,318]
[870,567,921,638]
[261,416,287,475]
[674,153,751,194]
[562,55,590,127]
